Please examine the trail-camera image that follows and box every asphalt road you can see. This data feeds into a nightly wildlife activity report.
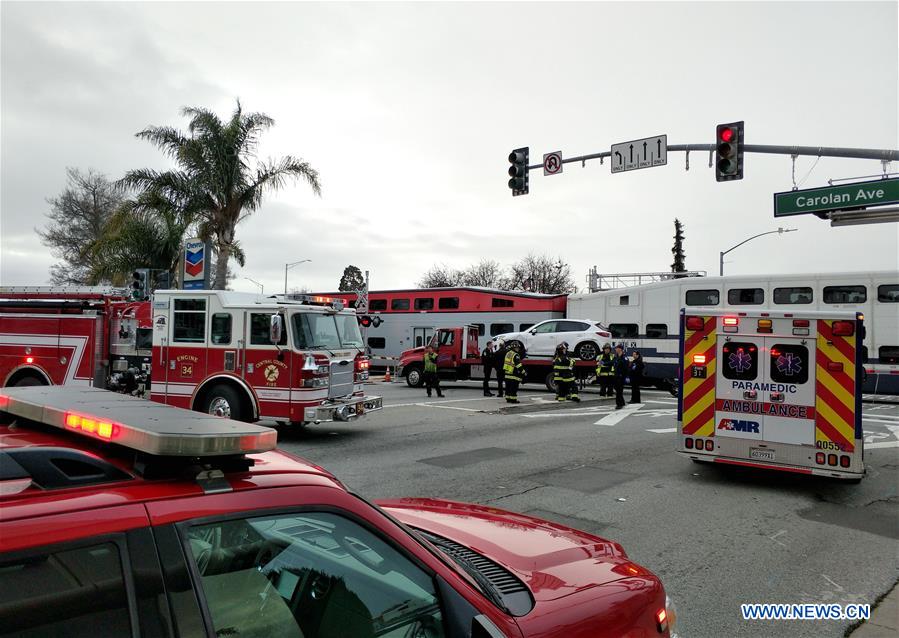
[274,380,899,638]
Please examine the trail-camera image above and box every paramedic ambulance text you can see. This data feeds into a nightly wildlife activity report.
[731,381,798,393]
[717,399,813,419]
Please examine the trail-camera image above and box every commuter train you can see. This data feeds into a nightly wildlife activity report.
[567,271,899,394]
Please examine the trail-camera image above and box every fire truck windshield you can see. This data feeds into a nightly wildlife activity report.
[292,312,363,350]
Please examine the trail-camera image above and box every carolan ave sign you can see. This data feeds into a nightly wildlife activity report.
[774,177,899,217]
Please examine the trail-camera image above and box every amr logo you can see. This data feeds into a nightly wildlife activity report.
[718,418,760,433]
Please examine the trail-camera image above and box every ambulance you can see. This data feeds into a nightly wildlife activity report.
[677,308,865,480]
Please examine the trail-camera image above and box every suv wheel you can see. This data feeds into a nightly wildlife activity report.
[574,341,599,361]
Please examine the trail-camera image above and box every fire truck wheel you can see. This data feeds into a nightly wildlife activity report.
[9,373,46,387]
[574,342,599,361]
[545,371,557,393]
[405,366,423,388]
[201,385,245,421]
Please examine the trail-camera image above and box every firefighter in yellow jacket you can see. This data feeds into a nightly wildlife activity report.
[553,342,580,402]
[503,342,526,404]
[595,343,615,397]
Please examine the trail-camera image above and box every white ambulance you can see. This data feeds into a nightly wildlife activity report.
[677,308,865,480]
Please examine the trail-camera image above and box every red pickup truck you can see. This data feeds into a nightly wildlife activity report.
[397,325,599,392]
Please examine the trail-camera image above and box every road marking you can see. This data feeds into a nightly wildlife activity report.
[647,427,677,434]
[768,530,789,548]
[383,396,516,409]
[417,403,482,412]
[866,441,899,449]
[521,407,615,419]
[643,399,678,405]
[595,404,643,426]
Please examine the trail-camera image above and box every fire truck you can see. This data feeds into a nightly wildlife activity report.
[678,308,865,480]
[0,286,382,426]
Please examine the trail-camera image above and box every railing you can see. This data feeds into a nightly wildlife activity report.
[585,270,707,292]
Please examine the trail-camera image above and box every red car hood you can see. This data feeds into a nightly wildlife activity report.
[377,497,653,603]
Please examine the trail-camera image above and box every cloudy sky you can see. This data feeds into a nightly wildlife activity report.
[2,1,897,294]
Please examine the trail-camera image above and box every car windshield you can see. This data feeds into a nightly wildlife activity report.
[292,312,363,350]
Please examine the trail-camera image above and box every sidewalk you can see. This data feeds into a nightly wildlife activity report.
[849,582,898,637]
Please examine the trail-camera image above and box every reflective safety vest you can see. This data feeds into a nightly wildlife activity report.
[553,355,575,382]
[424,352,438,373]
[503,350,524,380]
[596,353,615,376]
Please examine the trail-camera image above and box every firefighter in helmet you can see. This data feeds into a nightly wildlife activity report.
[502,341,525,404]
[595,343,615,397]
[553,342,579,402]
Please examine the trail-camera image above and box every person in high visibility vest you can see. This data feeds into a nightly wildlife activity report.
[595,343,615,397]
[502,342,525,404]
[553,342,579,402]
[423,345,444,398]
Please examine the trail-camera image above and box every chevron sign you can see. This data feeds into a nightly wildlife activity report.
[183,238,209,289]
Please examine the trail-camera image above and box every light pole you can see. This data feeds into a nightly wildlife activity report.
[284,259,311,294]
[244,277,264,294]
[719,228,798,276]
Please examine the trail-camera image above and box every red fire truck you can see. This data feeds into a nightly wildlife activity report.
[0,286,381,426]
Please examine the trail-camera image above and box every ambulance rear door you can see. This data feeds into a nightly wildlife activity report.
[715,318,765,443]
[761,319,816,446]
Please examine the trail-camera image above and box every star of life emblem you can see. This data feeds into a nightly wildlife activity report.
[776,353,802,376]
[728,349,753,374]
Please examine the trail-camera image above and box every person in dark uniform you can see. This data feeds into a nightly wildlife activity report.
[481,341,495,396]
[595,343,615,397]
[493,339,506,397]
[553,342,579,402]
[423,345,443,398]
[613,344,628,409]
[502,342,525,404]
[628,350,645,404]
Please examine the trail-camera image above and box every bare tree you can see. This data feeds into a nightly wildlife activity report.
[37,168,124,284]
[507,254,577,294]
[461,259,510,289]
[417,263,464,288]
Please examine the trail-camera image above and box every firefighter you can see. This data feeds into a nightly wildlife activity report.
[503,341,525,404]
[613,344,628,409]
[423,345,443,398]
[595,343,615,397]
[493,339,506,397]
[553,342,579,402]
[481,340,495,396]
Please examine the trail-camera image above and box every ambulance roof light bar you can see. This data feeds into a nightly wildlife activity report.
[0,387,277,457]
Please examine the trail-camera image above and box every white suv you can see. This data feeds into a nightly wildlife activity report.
[495,319,612,360]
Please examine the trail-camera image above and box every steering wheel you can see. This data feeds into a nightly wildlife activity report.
[253,541,281,571]
[403,617,441,638]
[335,536,392,575]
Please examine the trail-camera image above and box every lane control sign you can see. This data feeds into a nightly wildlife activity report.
[611,134,667,173]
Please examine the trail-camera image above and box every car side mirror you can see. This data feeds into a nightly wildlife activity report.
[529,330,537,335]
[472,614,507,638]
[270,314,283,344]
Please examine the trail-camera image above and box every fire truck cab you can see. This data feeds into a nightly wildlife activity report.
[678,308,865,480]
[151,290,382,425]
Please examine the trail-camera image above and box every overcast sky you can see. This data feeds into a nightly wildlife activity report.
[2,1,897,294]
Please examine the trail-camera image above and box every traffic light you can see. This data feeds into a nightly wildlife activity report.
[358,315,373,328]
[130,269,149,300]
[508,147,529,196]
[715,121,744,181]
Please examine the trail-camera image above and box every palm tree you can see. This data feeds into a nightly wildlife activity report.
[120,101,321,289]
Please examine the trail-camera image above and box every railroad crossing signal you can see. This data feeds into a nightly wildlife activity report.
[716,121,744,181]
[508,147,529,196]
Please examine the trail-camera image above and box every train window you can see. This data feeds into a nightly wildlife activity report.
[414,298,434,311]
[877,284,899,302]
[646,324,668,339]
[879,346,899,364]
[368,337,386,349]
[211,313,232,345]
[727,288,764,305]
[773,287,813,304]
[685,289,719,306]
[722,342,758,381]
[492,298,514,308]
[519,323,534,332]
[619,295,629,306]
[369,299,387,311]
[490,323,514,336]
[770,344,809,385]
[438,297,460,309]
[474,323,485,336]
[823,285,867,304]
[391,298,410,311]
[609,323,639,339]
[173,298,206,342]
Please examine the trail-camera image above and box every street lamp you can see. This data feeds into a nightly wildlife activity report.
[719,228,798,276]
[284,259,311,294]
[244,277,264,294]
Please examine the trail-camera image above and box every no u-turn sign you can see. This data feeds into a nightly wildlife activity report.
[543,151,563,176]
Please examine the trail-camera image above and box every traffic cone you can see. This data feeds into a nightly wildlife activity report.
[384,367,392,383]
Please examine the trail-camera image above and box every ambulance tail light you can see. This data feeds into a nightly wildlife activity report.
[832,321,854,336]
[692,353,707,365]
[827,454,838,466]
[757,319,773,333]
[827,362,843,372]
[839,455,850,468]
[792,320,810,327]
[815,452,825,465]
[705,439,714,451]
[685,316,705,331]
[723,317,738,326]
[685,438,694,449]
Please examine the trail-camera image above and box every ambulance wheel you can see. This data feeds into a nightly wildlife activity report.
[201,384,244,421]
[405,366,423,388]
[545,371,557,393]
[574,342,598,361]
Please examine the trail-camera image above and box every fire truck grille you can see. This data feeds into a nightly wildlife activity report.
[328,361,354,398]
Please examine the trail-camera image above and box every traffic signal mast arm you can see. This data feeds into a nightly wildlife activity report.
[524,143,899,171]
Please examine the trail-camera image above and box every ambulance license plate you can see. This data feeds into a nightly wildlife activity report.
[750,448,775,462]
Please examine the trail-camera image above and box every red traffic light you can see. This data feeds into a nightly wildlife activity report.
[719,127,736,143]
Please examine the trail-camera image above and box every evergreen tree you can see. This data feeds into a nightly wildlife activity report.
[671,218,687,278]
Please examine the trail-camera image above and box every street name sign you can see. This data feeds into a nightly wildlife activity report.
[543,151,563,176]
[774,177,899,217]
[611,134,667,173]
